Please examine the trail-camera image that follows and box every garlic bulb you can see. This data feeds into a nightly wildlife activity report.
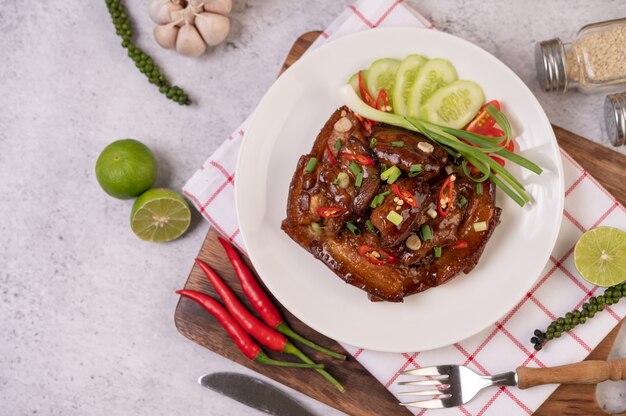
[149,0,183,24]
[150,0,232,57]
[195,13,230,46]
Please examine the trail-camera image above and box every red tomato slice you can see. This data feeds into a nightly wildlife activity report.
[465,100,501,133]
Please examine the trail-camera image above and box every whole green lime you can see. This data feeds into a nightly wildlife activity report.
[95,139,157,199]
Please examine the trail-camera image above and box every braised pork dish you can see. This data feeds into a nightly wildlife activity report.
[281,107,502,302]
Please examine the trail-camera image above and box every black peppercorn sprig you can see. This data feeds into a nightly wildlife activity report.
[531,282,625,351]
[105,0,192,105]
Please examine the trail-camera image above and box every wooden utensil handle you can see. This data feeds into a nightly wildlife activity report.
[517,358,626,389]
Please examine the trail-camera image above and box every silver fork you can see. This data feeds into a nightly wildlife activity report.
[398,358,626,409]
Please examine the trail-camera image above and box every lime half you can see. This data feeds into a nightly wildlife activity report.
[574,226,626,287]
[130,188,191,242]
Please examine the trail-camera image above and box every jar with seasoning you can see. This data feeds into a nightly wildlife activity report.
[536,18,626,92]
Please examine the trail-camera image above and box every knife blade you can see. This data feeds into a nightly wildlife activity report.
[199,372,317,416]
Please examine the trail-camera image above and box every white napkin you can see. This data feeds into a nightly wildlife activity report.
[183,1,626,414]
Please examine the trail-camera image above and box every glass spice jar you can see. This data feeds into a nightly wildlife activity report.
[604,91,626,146]
[536,18,626,92]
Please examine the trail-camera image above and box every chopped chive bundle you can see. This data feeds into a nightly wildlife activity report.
[420,224,433,241]
[305,157,318,173]
[370,191,390,208]
[349,161,361,176]
[346,221,361,235]
[355,172,364,187]
[386,211,403,226]
[381,166,401,184]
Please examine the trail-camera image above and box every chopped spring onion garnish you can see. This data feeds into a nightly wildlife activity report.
[433,246,442,258]
[333,178,340,185]
[310,222,321,235]
[427,208,438,219]
[473,221,488,232]
[391,141,404,147]
[346,220,361,235]
[459,195,468,207]
[370,191,390,208]
[445,165,454,175]
[408,164,423,177]
[369,138,377,149]
[476,182,483,195]
[349,161,361,176]
[336,171,350,189]
[334,139,343,150]
[365,219,376,233]
[381,165,401,184]
[387,210,403,226]
[420,224,433,241]
[337,84,543,207]
[305,157,318,173]
[355,172,364,187]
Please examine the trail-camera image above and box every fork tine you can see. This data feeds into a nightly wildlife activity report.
[398,390,450,396]
[401,366,450,376]
[400,398,446,409]
[397,379,448,386]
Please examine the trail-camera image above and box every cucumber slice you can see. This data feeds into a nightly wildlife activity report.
[392,54,428,116]
[366,58,400,108]
[407,58,458,117]
[419,80,485,129]
[347,70,367,94]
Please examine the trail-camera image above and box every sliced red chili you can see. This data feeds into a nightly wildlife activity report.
[451,240,468,249]
[325,142,337,166]
[465,100,501,134]
[437,175,455,218]
[375,89,389,111]
[358,245,397,266]
[358,70,375,107]
[317,206,346,219]
[391,183,418,208]
[340,152,375,166]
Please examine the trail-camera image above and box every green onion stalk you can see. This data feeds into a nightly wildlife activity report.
[337,85,543,207]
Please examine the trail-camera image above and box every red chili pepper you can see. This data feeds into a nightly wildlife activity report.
[358,245,398,266]
[176,290,322,369]
[317,206,346,219]
[358,70,375,107]
[391,184,418,208]
[437,176,455,218]
[340,153,375,166]
[325,142,337,166]
[217,237,348,367]
[451,240,468,249]
[375,89,389,111]
[194,259,288,352]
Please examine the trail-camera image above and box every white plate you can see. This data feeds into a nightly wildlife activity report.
[236,28,563,352]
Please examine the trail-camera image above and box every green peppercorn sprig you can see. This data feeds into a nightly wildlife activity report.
[531,282,625,351]
[105,0,192,105]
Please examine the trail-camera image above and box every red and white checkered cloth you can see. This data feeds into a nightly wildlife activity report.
[184,1,626,414]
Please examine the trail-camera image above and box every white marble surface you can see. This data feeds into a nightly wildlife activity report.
[1,0,625,415]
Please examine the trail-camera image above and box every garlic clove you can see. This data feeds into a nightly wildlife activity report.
[203,0,232,15]
[149,0,170,23]
[176,24,207,57]
[150,0,183,25]
[154,22,180,49]
[195,12,230,46]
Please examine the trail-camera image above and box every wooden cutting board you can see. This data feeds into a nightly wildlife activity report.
[175,31,626,416]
